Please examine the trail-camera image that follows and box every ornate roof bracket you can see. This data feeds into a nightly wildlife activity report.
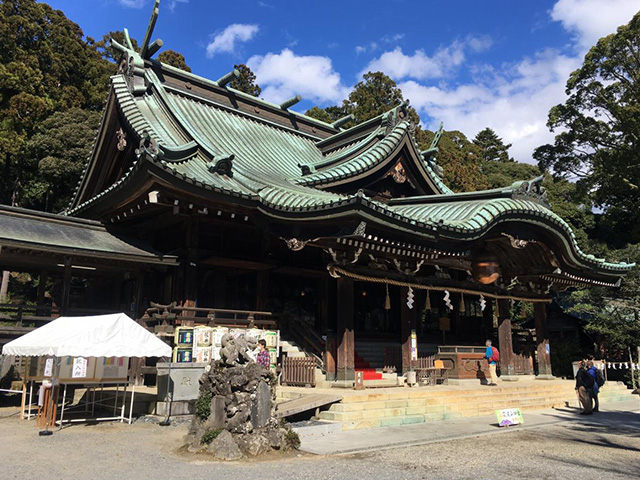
[207,154,235,178]
[112,38,147,95]
[135,131,159,159]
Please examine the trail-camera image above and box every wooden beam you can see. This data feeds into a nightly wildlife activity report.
[61,257,72,316]
[336,277,355,381]
[534,302,552,376]
[497,299,515,378]
[400,286,417,374]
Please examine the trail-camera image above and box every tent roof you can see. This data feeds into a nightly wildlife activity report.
[1,313,171,358]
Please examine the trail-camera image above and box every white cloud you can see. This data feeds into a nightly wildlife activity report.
[206,24,259,58]
[400,50,580,162]
[367,1,636,163]
[361,36,492,80]
[168,0,188,12]
[118,0,147,8]
[550,0,639,49]
[247,48,350,104]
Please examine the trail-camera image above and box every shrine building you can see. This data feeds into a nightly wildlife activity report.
[0,7,634,386]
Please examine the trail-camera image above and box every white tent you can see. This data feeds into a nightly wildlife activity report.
[2,313,171,358]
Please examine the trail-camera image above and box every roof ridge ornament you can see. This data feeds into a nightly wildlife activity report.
[279,95,302,110]
[111,0,163,95]
[510,175,549,207]
[140,0,162,60]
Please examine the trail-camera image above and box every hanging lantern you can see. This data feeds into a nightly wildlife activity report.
[471,248,500,285]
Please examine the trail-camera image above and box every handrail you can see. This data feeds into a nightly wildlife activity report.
[141,303,278,329]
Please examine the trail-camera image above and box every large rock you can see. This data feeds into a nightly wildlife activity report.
[203,395,225,430]
[208,430,243,461]
[251,380,271,429]
[236,433,271,457]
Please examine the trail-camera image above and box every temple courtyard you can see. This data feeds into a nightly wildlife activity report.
[1,399,638,480]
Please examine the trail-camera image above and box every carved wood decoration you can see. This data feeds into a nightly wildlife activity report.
[116,128,127,152]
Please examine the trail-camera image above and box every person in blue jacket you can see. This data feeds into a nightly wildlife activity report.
[586,360,599,412]
[485,339,498,386]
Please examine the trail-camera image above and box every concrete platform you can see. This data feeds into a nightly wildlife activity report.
[300,399,640,455]
[278,378,635,431]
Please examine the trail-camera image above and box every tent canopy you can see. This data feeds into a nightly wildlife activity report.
[2,313,171,358]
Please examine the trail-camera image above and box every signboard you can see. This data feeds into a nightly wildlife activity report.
[43,357,54,377]
[496,408,524,427]
[72,357,88,378]
[410,330,418,361]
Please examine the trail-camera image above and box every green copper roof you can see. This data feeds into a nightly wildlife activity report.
[67,46,633,277]
[0,205,176,265]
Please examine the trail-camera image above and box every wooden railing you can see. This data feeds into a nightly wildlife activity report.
[286,321,324,370]
[0,303,130,331]
[383,346,401,373]
[281,357,316,387]
[512,353,535,375]
[141,303,277,329]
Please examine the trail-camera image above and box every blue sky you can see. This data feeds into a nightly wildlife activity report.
[47,0,640,162]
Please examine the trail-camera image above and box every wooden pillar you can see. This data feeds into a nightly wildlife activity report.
[256,270,269,311]
[534,302,553,377]
[61,257,72,315]
[325,330,337,381]
[336,277,354,381]
[134,274,145,319]
[497,299,516,378]
[36,269,48,315]
[481,297,493,343]
[318,276,330,332]
[183,217,199,308]
[400,287,418,374]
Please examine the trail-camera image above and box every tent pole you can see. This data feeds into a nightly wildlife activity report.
[39,356,59,436]
[159,358,172,426]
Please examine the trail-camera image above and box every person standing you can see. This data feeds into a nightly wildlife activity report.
[575,361,594,414]
[256,339,271,369]
[485,340,499,386]
[586,361,600,412]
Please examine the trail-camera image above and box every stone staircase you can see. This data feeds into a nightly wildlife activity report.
[279,339,306,358]
[317,380,633,431]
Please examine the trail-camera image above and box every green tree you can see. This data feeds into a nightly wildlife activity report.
[473,127,513,163]
[533,11,640,243]
[344,71,408,124]
[23,108,101,212]
[229,64,261,96]
[157,50,191,72]
[304,106,333,123]
[0,0,112,207]
[422,129,488,192]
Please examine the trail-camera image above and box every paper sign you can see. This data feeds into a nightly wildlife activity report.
[496,408,524,427]
[72,357,88,378]
[43,357,54,377]
[410,330,418,361]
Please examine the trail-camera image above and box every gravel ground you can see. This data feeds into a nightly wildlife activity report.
[1,406,639,480]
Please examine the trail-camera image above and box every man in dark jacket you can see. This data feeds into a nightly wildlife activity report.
[575,361,594,415]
